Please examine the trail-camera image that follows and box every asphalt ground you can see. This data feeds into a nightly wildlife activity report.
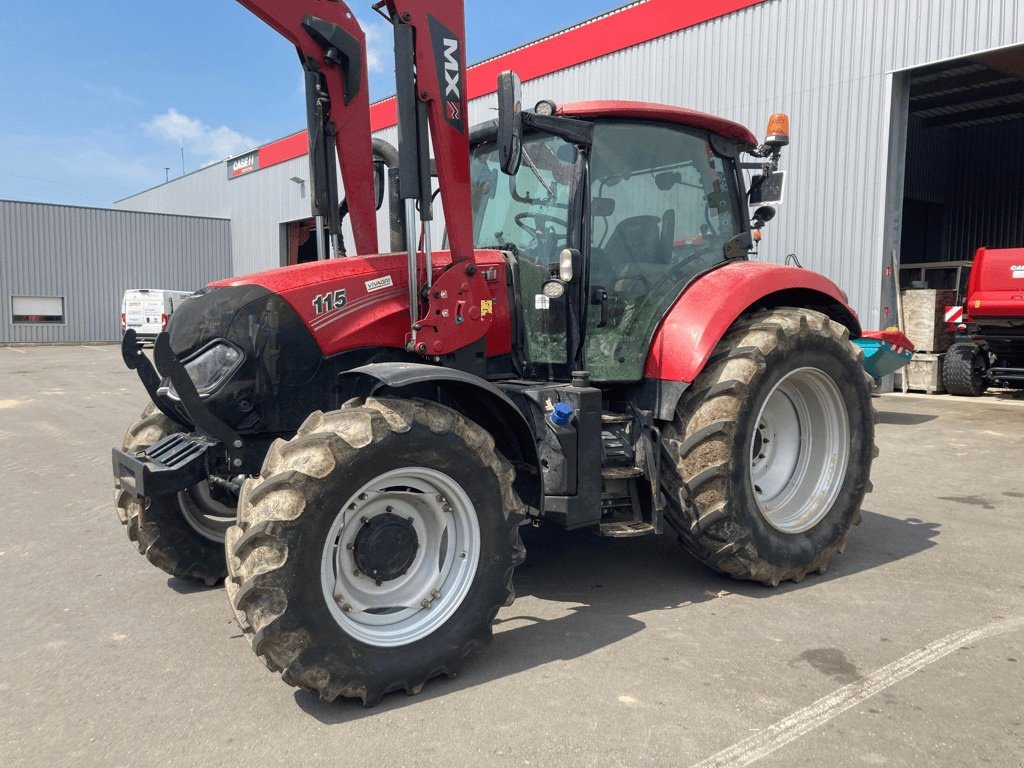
[1,344,1022,768]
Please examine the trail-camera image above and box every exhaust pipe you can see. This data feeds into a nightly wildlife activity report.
[371,139,406,255]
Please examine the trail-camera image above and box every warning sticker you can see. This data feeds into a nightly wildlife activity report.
[535,294,550,310]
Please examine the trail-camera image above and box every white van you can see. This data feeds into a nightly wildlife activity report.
[121,289,194,343]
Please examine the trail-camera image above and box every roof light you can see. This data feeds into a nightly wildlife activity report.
[765,113,790,146]
[534,99,557,117]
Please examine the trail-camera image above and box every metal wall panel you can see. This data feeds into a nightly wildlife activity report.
[115,0,1024,326]
[115,154,312,277]
[0,201,230,343]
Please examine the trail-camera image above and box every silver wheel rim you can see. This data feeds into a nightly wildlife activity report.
[177,483,236,543]
[749,367,850,534]
[320,467,481,648]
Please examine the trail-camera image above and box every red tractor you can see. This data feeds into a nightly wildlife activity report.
[112,0,875,705]
[943,246,1024,396]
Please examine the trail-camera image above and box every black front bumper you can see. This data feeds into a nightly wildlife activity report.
[113,432,215,498]
[116,330,248,499]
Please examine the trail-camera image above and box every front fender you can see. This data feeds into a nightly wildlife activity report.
[340,363,542,513]
[645,261,860,383]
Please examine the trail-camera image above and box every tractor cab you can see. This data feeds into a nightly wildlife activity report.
[469,101,754,383]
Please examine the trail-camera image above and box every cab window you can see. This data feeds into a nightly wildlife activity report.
[587,121,742,381]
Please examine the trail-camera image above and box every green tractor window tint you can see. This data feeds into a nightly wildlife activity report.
[471,135,579,369]
[586,122,742,382]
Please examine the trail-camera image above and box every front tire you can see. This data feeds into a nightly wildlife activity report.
[115,405,233,585]
[660,308,876,585]
[942,342,988,396]
[225,397,526,706]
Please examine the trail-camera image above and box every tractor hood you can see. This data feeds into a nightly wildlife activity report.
[209,250,512,359]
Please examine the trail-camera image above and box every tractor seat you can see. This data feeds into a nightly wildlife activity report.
[601,213,676,295]
[603,215,664,262]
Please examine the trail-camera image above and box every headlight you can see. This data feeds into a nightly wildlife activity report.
[168,341,244,399]
[542,280,566,299]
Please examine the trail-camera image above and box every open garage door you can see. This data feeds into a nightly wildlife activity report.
[283,218,326,266]
[898,46,1024,304]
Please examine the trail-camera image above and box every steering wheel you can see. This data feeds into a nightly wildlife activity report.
[514,212,569,240]
[666,245,719,281]
[614,272,653,297]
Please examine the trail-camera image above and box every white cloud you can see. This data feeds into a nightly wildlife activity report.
[144,108,256,162]
[364,23,385,73]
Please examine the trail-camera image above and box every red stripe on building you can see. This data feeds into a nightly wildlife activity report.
[250,0,764,173]
[257,130,307,169]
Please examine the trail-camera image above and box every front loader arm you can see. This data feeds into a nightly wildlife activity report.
[382,0,473,263]
[236,0,378,255]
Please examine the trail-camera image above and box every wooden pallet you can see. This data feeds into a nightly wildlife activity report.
[894,352,945,393]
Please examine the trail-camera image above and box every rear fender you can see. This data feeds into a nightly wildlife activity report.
[340,363,542,513]
[645,261,861,384]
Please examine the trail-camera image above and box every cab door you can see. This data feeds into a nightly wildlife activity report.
[585,121,744,382]
[470,133,583,381]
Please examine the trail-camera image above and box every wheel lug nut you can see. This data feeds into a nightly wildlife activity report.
[346,543,355,550]
[353,569,361,576]
[342,603,353,613]
[375,580,382,587]
[361,516,369,524]
[386,506,393,512]
[436,495,444,503]
[442,504,453,514]
[407,516,414,523]
[359,493,368,500]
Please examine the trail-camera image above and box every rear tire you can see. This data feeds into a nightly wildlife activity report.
[660,308,876,585]
[115,404,232,586]
[942,342,988,396]
[225,397,526,706]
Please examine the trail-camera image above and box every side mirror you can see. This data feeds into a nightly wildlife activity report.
[749,171,785,205]
[655,171,682,191]
[497,71,523,176]
[752,206,776,227]
[591,196,616,218]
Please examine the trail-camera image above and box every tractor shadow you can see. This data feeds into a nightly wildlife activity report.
[295,508,939,722]
[874,409,938,425]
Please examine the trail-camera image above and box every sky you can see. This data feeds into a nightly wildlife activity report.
[0,0,624,208]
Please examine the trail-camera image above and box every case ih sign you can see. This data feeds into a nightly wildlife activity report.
[227,150,259,179]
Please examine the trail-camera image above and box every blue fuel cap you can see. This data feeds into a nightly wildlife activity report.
[551,402,574,426]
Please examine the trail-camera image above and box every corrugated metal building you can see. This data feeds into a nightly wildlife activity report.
[1,201,231,343]
[115,0,1024,327]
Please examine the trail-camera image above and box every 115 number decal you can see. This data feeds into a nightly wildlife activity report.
[312,289,347,316]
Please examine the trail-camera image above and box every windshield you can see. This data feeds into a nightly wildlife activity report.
[471,134,579,370]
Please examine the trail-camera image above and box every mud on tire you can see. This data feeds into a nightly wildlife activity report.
[660,308,876,586]
[115,404,232,586]
[225,397,527,706]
